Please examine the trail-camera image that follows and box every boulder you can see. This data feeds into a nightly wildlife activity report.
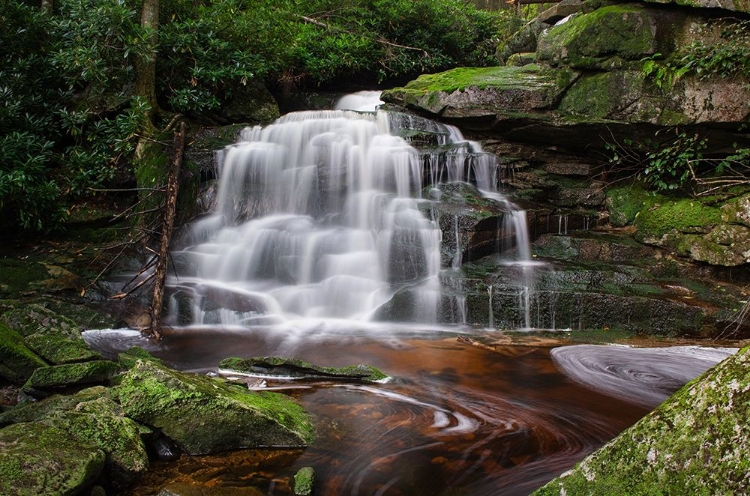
[0,422,105,495]
[535,345,750,494]
[118,360,314,455]
[0,323,48,384]
[22,360,121,397]
[0,386,148,490]
[294,466,315,496]
[642,0,750,14]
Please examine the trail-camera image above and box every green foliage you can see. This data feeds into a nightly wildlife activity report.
[679,19,750,80]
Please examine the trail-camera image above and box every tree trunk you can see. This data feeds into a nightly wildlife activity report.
[135,0,160,117]
[146,121,185,340]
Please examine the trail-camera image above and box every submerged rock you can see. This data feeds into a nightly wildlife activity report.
[535,345,750,494]
[219,356,389,383]
[119,360,314,455]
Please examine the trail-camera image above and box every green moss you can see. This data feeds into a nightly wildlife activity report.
[293,466,315,496]
[117,346,163,369]
[0,259,50,296]
[388,65,555,94]
[535,345,750,494]
[44,407,149,488]
[0,422,105,495]
[220,356,389,383]
[24,332,100,365]
[1,303,82,338]
[23,360,121,393]
[0,322,48,384]
[119,360,314,455]
[635,199,722,239]
[606,184,664,226]
[0,386,112,427]
[538,5,657,68]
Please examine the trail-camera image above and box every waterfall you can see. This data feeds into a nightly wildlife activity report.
[169,91,537,330]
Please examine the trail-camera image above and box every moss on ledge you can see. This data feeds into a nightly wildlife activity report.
[535,345,750,494]
[219,356,389,383]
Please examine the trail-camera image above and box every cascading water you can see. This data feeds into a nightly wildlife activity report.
[167,91,535,330]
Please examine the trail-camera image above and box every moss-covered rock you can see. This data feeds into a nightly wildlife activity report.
[219,357,389,383]
[0,303,82,338]
[643,0,750,14]
[24,332,100,365]
[606,185,664,227]
[44,407,149,489]
[721,194,750,227]
[0,386,111,426]
[381,65,576,120]
[293,466,315,496]
[23,360,121,396]
[0,259,83,298]
[634,198,722,242]
[0,386,148,488]
[535,345,750,494]
[537,5,657,69]
[224,80,280,124]
[118,360,314,455]
[0,322,48,384]
[0,422,105,495]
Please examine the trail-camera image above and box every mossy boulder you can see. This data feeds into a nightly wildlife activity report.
[634,199,722,242]
[381,65,576,121]
[721,194,750,227]
[0,259,83,298]
[535,345,750,494]
[118,360,314,455]
[44,406,149,489]
[606,185,663,227]
[0,322,48,384]
[224,80,280,124]
[1,303,82,339]
[22,360,121,397]
[0,422,105,495]
[537,5,657,69]
[643,0,750,14]
[219,357,389,383]
[0,386,111,426]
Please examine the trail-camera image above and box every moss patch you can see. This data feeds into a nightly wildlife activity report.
[119,360,314,455]
[294,466,315,496]
[0,422,105,495]
[535,345,750,494]
[606,184,664,227]
[23,360,121,395]
[0,322,48,384]
[635,199,722,240]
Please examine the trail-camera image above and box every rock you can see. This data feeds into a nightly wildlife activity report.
[224,81,280,124]
[0,422,105,495]
[219,357,389,383]
[506,52,536,67]
[642,0,750,14]
[43,407,149,489]
[419,182,513,268]
[22,360,121,397]
[634,199,722,243]
[535,345,750,494]
[721,194,750,227]
[537,4,658,69]
[381,65,577,122]
[0,386,112,426]
[157,482,264,496]
[0,386,149,488]
[118,360,314,455]
[294,466,315,496]
[497,19,545,64]
[0,322,48,384]
[538,0,584,25]
[0,259,83,298]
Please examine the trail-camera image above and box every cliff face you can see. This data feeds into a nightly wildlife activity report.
[382,0,750,269]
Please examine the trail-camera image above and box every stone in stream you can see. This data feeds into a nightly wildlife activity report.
[219,356,389,383]
[294,466,315,496]
[119,360,315,455]
[22,360,122,398]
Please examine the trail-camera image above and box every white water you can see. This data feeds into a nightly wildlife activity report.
[169,91,534,329]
